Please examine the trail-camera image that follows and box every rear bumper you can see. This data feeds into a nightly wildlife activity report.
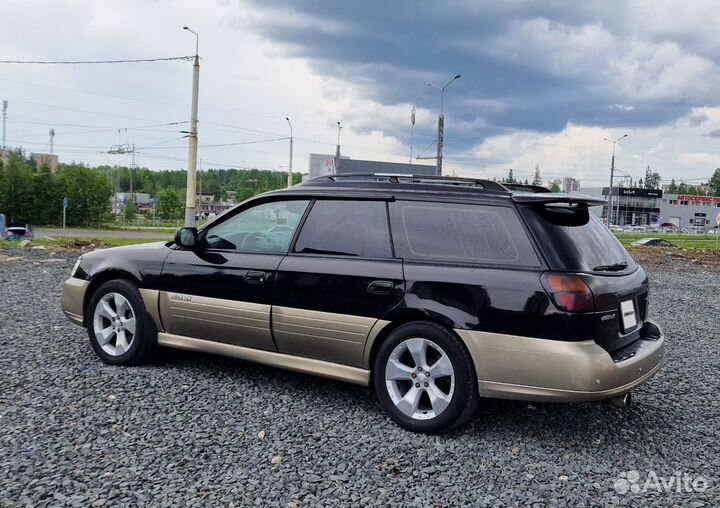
[61,277,89,327]
[456,321,666,402]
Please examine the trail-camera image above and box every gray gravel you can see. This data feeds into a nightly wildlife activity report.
[1,249,718,507]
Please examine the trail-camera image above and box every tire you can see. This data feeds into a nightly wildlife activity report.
[372,321,479,433]
[86,279,157,365]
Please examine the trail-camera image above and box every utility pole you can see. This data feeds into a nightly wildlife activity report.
[409,106,415,164]
[2,100,7,150]
[334,121,342,174]
[183,26,200,227]
[129,143,136,198]
[286,117,293,187]
[49,128,55,154]
[604,134,628,227]
[426,74,462,176]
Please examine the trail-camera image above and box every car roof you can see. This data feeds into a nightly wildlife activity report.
[262,173,606,206]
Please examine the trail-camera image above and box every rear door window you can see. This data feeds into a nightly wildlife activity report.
[293,200,392,258]
[521,205,636,272]
[390,201,540,267]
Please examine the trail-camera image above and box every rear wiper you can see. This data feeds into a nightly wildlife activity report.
[592,262,628,272]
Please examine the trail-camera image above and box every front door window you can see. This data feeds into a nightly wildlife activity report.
[205,200,309,252]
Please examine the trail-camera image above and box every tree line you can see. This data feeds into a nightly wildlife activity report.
[0,151,302,227]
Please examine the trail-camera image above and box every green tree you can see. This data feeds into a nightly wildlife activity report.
[502,169,516,184]
[156,189,184,220]
[124,200,138,221]
[532,165,542,186]
[709,168,720,196]
[548,181,561,192]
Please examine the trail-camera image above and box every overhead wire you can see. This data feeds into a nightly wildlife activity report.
[0,56,194,64]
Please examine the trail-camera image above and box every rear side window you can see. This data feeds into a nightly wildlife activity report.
[294,200,392,258]
[521,205,635,272]
[390,201,540,266]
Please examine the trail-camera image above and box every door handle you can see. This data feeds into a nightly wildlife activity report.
[367,280,395,294]
[245,270,268,284]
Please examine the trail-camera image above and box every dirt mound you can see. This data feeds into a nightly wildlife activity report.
[629,246,720,270]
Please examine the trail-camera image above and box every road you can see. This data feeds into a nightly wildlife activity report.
[35,228,172,240]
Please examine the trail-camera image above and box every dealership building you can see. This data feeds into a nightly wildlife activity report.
[579,186,720,229]
[307,153,436,179]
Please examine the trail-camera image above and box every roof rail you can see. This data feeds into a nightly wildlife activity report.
[304,173,508,192]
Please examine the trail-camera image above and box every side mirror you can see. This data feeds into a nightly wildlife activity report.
[175,227,199,249]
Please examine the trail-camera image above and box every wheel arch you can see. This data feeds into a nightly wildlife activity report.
[82,269,141,326]
[363,308,461,372]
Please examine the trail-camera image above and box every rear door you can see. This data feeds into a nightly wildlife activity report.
[272,199,404,367]
[158,199,310,351]
[520,204,649,352]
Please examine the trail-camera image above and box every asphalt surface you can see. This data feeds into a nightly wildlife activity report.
[1,249,718,507]
[35,228,171,240]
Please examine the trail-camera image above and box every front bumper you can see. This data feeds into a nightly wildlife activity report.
[61,277,89,327]
[457,321,666,402]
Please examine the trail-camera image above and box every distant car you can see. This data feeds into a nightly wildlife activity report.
[2,223,34,240]
[631,238,677,248]
[707,226,720,234]
[659,223,677,228]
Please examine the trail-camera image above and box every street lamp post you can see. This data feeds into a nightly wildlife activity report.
[604,134,628,227]
[426,74,462,176]
[183,26,200,227]
[286,117,293,188]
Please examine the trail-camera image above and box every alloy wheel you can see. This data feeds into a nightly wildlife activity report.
[384,337,455,420]
[92,292,136,356]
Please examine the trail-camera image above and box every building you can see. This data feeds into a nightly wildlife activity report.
[563,177,580,193]
[579,186,720,229]
[196,193,234,216]
[31,153,59,172]
[112,192,151,215]
[307,153,436,179]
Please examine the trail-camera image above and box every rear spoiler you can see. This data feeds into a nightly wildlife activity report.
[511,192,606,207]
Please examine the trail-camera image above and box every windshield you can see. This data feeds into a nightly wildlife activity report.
[521,205,636,273]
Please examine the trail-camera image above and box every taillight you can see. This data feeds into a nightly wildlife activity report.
[541,273,594,313]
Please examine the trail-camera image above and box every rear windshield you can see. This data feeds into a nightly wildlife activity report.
[521,205,635,273]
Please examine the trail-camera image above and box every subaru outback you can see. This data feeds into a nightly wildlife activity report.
[61,174,665,433]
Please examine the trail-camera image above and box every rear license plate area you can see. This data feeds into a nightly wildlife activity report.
[620,299,637,332]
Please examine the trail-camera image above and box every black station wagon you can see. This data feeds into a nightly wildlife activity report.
[61,174,665,433]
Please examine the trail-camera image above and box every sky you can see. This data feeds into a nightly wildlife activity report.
[2,0,720,187]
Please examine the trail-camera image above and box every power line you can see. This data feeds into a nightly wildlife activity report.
[0,56,194,64]
[140,137,289,150]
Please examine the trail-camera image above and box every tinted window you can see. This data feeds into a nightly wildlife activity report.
[205,200,309,252]
[521,205,635,272]
[294,200,392,258]
[390,201,540,266]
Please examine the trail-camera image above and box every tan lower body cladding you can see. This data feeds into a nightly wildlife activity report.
[456,329,665,402]
[65,283,663,402]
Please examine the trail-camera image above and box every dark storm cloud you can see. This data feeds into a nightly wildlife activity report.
[241,0,720,152]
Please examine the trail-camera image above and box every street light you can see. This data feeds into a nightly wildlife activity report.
[286,117,293,188]
[182,26,200,226]
[604,134,628,227]
[425,74,462,175]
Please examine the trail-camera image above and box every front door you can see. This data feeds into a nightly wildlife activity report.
[158,199,310,351]
[272,199,404,367]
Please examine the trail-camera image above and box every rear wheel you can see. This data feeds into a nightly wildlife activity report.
[87,280,156,365]
[373,321,479,433]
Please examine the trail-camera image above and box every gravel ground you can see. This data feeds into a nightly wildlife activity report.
[1,248,718,507]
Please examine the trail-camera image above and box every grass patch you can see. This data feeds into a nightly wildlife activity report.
[616,233,719,249]
[0,237,164,249]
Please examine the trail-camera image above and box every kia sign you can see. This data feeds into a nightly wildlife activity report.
[602,187,663,198]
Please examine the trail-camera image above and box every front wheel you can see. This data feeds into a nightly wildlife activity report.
[87,279,156,365]
[372,321,479,433]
